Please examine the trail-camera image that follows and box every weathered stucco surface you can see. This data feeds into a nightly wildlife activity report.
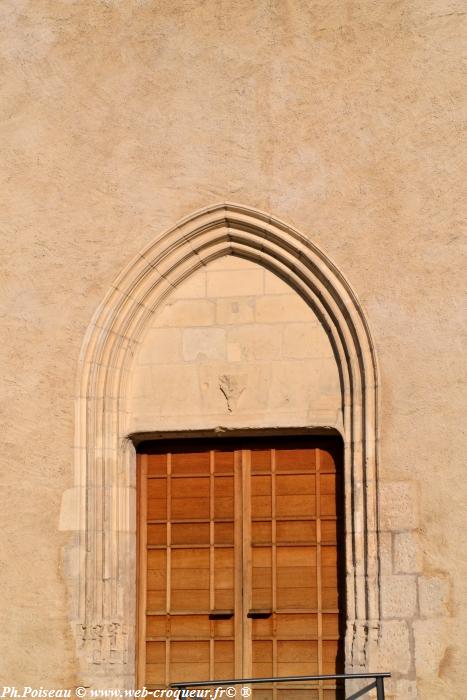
[1,1,466,698]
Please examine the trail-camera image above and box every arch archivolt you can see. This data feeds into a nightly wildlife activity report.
[71,203,380,686]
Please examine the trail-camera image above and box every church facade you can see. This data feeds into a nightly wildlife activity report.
[1,2,465,699]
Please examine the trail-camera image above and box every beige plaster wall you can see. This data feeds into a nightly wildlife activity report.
[1,1,466,698]
[129,256,341,433]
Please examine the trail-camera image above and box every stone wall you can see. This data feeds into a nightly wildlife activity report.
[1,1,466,698]
[375,482,452,698]
[127,251,454,700]
[129,256,341,433]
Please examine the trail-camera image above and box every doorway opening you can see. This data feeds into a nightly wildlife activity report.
[137,436,345,698]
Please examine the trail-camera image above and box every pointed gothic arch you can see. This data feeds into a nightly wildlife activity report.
[73,203,381,686]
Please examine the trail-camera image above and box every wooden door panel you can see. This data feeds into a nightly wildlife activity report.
[147,524,166,545]
[276,520,316,543]
[252,521,272,544]
[275,447,317,471]
[171,523,210,545]
[214,522,234,544]
[147,497,167,519]
[248,441,344,700]
[275,613,318,637]
[171,451,210,474]
[138,438,344,699]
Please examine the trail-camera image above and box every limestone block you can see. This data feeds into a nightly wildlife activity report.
[130,365,153,399]
[394,531,422,574]
[182,328,226,362]
[255,294,314,323]
[413,619,449,676]
[171,270,206,299]
[395,680,418,698]
[269,359,341,412]
[152,299,215,327]
[227,324,281,360]
[379,531,393,575]
[416,677,459,700]
[380,481,418,531]
[59,488,83,531]
[145,364,200,414]
[227,342,242,362]
[367,678,417,700]
[282,322,331,359]
[381,574,417,618]
[198,362,271,414]
[206,269,264,297]
[216,297,255,325]
[264,270,292,294]
[61,540,84,580]
[418,576,450,618]
[136,328,182,365]
[375,620,411,675]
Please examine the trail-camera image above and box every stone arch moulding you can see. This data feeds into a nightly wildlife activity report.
[72,203,381,687]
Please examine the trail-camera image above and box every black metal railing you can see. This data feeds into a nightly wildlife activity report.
[172,672,390,700]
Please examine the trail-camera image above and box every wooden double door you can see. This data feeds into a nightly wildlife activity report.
[137,438,345,699]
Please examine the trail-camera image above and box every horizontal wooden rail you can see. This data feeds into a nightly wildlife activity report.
[171,672,391,699]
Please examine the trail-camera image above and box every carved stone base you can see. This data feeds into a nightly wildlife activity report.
[79,622,129,666]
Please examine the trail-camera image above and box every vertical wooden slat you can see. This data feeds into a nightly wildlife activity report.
[242,449,252,678]
[166,453,172,685]
[316,448,323,700]
[210,450,215,679]
[234,449,244,679]
[136,454,147,687]
[271,448,277,700]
